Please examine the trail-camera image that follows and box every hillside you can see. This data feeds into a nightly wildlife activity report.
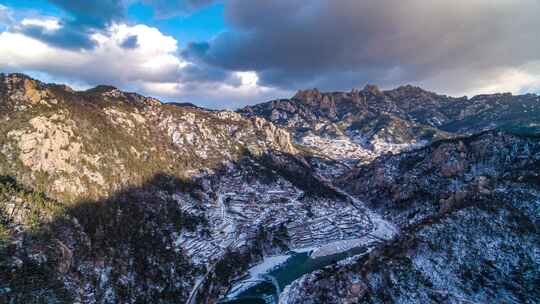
[281,131,540,303]
[0,73,539,304]
[0,73,334,303]
[0,73,296,202]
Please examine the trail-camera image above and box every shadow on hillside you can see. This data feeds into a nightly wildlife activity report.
[0,150,346,303]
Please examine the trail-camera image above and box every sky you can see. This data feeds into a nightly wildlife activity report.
[0,0,539,109]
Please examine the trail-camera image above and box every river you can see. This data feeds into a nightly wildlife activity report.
[220,246,369,304]
[219,186,396,304]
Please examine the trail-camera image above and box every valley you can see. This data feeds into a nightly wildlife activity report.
[0,73,539,304]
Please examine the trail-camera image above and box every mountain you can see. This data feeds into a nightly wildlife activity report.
[281,131,540,303]
[0,74,377,303]
[0,73,539,304]
[240,85,540,175]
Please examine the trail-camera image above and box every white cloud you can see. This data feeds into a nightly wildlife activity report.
[21,17,61,31]
[414,61,540,98]
[235,71,259,87]
[2,3,536,110]
[468,62,540,96]
[0,22,183,88]
[0,19,289,108]
[0,31,72,66]
[139,71,291,109]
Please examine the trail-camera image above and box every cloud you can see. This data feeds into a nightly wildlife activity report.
[21,18,61,31]
[192,0,540,96]
[140,71,291,109]
[16,21,97,50]
[0,22,182,86]
[8,0,216,49]
[142,0,219,18]
[48,0,124,28]
[424,61,540,97]
[11,0,126,50]
[0,18,289,109]
[0,5,13,29]
[2,1,539,110]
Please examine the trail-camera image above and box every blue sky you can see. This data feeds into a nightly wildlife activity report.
[126,2,226,43]
[0,0,539,109]
[1,0,226,46]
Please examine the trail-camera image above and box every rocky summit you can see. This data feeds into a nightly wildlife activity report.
[1,73,539,304]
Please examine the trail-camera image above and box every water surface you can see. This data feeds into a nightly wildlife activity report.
[221,246,368,303]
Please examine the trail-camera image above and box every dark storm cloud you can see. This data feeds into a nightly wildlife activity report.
[192,0,540,93]
[178,63,234,84]
[18,21,96,49]
[181,42,210,60]
[143,0,218,18]
[48,0,124,28]
[179,42,240,85]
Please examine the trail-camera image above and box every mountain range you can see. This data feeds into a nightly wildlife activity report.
[0,73,538,304]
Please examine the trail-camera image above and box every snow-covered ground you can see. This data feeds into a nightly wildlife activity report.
[300,134,374,163]
[179,153,400,303]
[174,159,387,266]
[248,255,292,278]
[310,207,397,258]
[300,131,428,163]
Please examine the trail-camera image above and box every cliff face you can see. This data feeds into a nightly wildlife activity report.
[0,74,369,303]
[280,190,539,303]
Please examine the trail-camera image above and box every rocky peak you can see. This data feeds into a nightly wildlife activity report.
[293,88,333,108]
[86,84,119,93]
[2,73,39,92]
[1,73,38,85]
[470,92,513,102]
[293,88,321,100]
[82,85,163,107]
[1,73,539,304]
[362,84,383,96]
[84,85,125,99]
[0,73,300,201]
[1,73,54,107]
[387,84,435,97]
